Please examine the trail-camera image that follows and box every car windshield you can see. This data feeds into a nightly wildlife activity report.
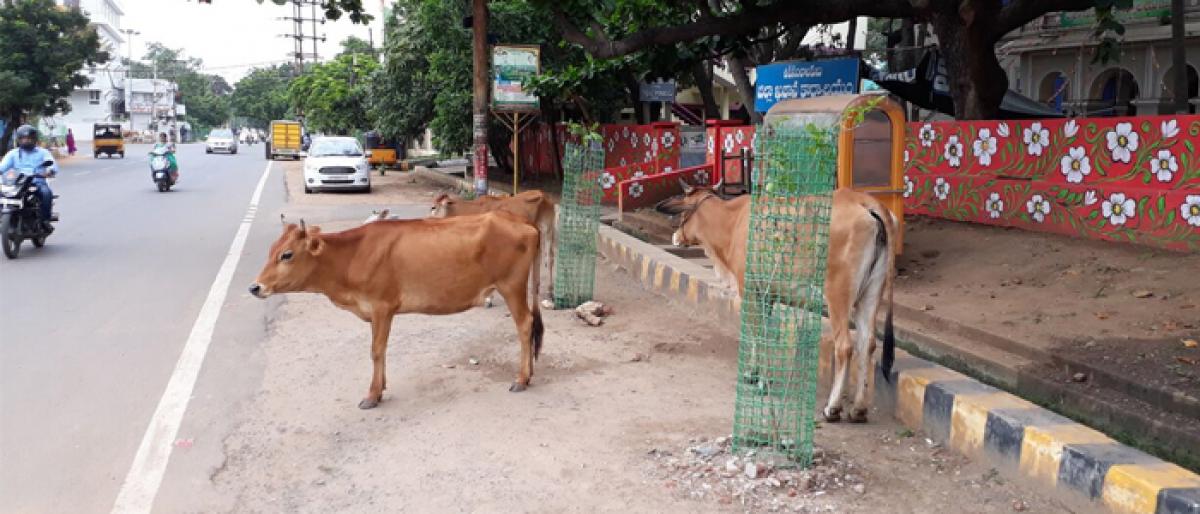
[309,139,363,157]
[210,129,232,138]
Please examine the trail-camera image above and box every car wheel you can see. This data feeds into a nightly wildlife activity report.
[206,148,212,154]
[304,186,313,194]
[231,149,237,154]
[119,151,125,158]
[361,184,372,194]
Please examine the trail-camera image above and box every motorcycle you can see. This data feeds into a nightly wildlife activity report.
[149,147,175,192]
[1,160,57,259]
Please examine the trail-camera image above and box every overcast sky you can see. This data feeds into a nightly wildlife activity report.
[119,0,386,82]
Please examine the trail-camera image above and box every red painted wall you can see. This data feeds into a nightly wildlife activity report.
[904,115,1200,251]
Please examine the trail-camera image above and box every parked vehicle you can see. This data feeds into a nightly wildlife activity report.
[267,120,302,160]
[1,161,57,259]
[149,147,175,192]
[92,123,124,158]
[206,128,238,154]
[302,136,371,194]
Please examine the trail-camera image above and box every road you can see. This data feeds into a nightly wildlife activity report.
[0,142,285,513]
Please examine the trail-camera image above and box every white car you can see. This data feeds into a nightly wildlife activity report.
[205,129,238,154]
[303,136,371,194]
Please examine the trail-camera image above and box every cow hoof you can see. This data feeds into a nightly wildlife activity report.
[509,382,527,392]
[848,408,869,423]
[823,406,842,423]
[358,398,380,409]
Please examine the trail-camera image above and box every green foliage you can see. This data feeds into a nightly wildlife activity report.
[128,43,230,131]
[231,65,294,128]
[0,0,108,151]
[289,53,378,134]
[338,36,377,59]
[1091,0,1134,65]
[259,0,373,24]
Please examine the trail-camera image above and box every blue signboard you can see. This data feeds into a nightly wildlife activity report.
[754,58,860,112]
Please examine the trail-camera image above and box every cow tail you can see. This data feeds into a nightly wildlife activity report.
[867,207,897,384]
[532,309,544,360]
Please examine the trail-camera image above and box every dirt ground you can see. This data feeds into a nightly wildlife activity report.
[897,216,1200,395]
[203,208,1077,512]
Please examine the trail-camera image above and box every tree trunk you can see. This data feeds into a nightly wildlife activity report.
[621,72,646,124]
[929,7,1007,120]
[691,61,720,121]
[728,56,761,124]
[897,18,916,71]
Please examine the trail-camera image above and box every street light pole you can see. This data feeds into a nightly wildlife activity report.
[120,29,139,133]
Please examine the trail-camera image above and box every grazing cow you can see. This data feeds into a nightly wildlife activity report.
[657,183,896,423]
[249,214,545,409]
[429,190,558,302]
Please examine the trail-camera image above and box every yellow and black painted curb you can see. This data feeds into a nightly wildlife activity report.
[596,224,1200,514]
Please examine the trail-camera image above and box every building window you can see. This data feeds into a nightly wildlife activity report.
[89,90,101,105]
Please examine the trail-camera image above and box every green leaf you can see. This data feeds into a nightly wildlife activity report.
[1157,196,1166,214]
[1185,140,1195,154]
[1086,210,1099,220]
[1098,218,1108,229]
[1137,196,1149,215]
[1166,210,1177,225]
[1143,173,1152,184]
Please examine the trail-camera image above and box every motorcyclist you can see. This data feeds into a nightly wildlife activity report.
[0,125,58,231]
[153,132,179,182]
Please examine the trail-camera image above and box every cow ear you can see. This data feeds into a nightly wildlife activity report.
[307,233,325,255]
[678,178,694,194]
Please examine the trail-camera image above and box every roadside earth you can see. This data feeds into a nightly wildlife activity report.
[191,177,1082,512]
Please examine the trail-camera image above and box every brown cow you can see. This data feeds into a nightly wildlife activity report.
[429,190,558,302]
[658,184,896,423]
[249,214,545,409]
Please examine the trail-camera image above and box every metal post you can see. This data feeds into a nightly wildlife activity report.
[471,0,489,196]
[513,112,520,194]
[1172,0,1189,113]
[151,61,157,133]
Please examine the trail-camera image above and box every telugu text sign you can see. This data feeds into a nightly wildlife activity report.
[754,58,860,112]
[492,45,540,111]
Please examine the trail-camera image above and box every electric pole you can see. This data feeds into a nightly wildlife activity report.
[472,0,489,196]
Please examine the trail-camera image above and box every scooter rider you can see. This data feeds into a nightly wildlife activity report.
[0,125,58,231]
[153,132,179,182]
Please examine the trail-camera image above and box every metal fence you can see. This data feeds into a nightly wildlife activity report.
[732,123,837,467]
[552,140,605,308]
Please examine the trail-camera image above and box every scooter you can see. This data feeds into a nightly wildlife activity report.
[0,160,57,259]
[149,147,175,192]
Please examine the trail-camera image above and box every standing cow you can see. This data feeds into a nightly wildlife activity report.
[249,214,545,409]
[658,184,896,423]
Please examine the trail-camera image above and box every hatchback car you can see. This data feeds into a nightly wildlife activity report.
[302,137,371,193]
[205,129,238,154]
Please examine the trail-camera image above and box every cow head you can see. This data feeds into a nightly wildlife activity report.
[429,193,453,218]
[656,178,722,248]
[249,221,327,298]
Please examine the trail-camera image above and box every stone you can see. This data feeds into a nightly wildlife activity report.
[853,484,865,495]
[1071,372,1088,383]
[745,462,764,479]
[469,358,480,366]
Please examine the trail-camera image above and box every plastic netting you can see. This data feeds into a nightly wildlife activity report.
[552,140,605,308]
[732,123,838,467]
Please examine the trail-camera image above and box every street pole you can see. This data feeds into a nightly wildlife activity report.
[121,29,139,133]
[471,0,489,196]
[151,60,158,133]
[1172,0,1188,113]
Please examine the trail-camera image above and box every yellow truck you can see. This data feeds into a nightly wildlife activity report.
[266,120,303,160]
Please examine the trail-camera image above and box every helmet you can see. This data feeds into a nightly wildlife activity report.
[15,125,38,151]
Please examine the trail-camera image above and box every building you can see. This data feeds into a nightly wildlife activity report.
[125,78,181,137]
[1000,1,1200,116]
[49,0,127,143]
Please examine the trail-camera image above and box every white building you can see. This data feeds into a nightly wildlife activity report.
[50,0,126,143]
[125,78,181,136]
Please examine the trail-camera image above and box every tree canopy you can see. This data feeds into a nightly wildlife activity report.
[231,65,294,128]
[0,0,108,153]
[127,43,231,131]
[288,52,378,135]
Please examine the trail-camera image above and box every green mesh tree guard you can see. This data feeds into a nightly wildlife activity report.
[552,140,605,308]
[732,123,838,467]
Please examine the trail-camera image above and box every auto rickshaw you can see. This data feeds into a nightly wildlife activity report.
[762,93,907,250]
[364,130,399,171]
[93,123,124,158]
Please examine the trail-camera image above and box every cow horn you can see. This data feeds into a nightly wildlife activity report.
[678,178,694,194]
[280,213,286,226]
[712,178,724,191]
[299,219,307,232]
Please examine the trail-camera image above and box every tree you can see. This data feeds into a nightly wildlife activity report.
[259,0,373,23]
[127,43,230,131]
[231,65,293,128]
[338,36,377,59]
[289,54,378,134]
[538,0,1118,120]
[0,0,108,153]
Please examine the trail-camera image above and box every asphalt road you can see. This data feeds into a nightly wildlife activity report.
[0,142,288,513]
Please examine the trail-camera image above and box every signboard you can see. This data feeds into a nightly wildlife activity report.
[640,81,677,103]
[1061,0,1170,27]
[754,57,860,112]
[492,45,540,111]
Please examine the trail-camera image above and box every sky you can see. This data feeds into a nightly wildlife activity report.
[118,0,386,82]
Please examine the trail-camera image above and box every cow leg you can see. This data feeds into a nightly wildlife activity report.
[359,312,394,409]
[823,296,853,423]
[850,277,886,423]
[543,222,556,300]
[498,286,535,392]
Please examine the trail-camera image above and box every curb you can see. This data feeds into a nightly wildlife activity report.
[596,224,1200,514]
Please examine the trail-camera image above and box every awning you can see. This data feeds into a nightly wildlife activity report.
[868,49,1064,119]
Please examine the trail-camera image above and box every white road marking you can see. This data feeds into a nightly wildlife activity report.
[76,171,92,177]
[110,161,272,514]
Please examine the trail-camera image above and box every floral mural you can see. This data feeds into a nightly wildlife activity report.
[904,114,1200,251]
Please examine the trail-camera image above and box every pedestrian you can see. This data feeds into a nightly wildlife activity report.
[66,128,76,156]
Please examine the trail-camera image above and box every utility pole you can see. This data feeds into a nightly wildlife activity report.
[120,29,139,131]
[151,60,158,133]
[1172,0,1189,113]
[471,0,489,196]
